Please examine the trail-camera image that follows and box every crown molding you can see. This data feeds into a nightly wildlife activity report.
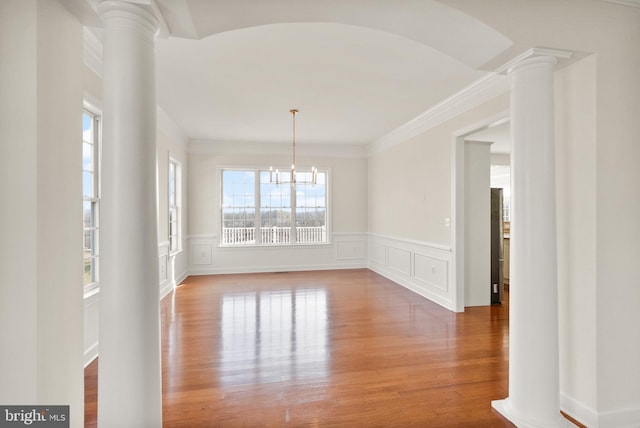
[83,27,103,77]
[367,72,509,157]
[188,140,367,159]
[602,0,640,7]
[366,46,575,157]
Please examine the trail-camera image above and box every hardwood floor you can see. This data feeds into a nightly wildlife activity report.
[85,269,516,427]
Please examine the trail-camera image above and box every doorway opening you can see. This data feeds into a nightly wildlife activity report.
[451,114,510,311]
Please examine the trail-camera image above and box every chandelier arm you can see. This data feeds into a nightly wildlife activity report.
[269,108,316,186]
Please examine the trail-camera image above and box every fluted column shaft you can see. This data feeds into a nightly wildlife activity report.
[97,1,162,426]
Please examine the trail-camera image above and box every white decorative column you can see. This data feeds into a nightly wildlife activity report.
[492,55,564,427]
[97,1,162,426]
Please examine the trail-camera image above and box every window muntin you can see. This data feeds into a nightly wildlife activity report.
[83,110,100,287]
[221,168,327,246]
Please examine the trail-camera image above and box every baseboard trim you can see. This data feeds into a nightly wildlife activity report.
[598,405,640,428]
[160,281,174,300]
[368,263,453,311]
[174,270,188,286]
[560,393,596,428]
[84,342,99,368]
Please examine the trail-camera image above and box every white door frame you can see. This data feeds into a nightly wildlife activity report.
[450,110,510,312]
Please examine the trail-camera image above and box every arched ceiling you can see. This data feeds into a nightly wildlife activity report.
[156,22,508,144]
[91,0,515,146]
[156,0,512,69]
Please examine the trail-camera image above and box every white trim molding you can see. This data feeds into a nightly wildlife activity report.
[495,47,573,75]
[187,232,368,275]
[83,290,100,367]
[367,72,509,156]
[561,396,640,428]
[560,393,597,428]
[367,233,455,311]
[83,26,103,77]
[602,0,640,7]
[189,139,367,159]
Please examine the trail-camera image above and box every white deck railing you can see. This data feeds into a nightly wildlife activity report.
[222,226,326,245]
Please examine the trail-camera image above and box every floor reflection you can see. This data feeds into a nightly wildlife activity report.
[220,288,328,385]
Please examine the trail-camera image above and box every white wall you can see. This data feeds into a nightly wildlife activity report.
[187,147,368,274]
[0,0,39,405]
[591,7,640,423]
[555,54,598,424]
[0,1,85,426]
[463,141,491,307]
[367,93,509,310]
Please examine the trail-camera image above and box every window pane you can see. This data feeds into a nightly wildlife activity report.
[260,170,292,244]
[84,229,94,253]
[83,113,94,143]
[83,201,93,228]
[84,257,94,285]
[83,142,94,172]
[169,162,176,205]
[295,172,326,243]
[223,169,327,246]
[83,171,94,198]
[83,109,100,286]
[222,170,257,245]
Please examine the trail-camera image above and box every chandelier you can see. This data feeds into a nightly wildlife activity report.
[269,109,317,185]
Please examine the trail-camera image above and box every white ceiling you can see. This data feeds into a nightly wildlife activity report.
[72,0,516,146]
[151,0,514,146]
[156,23,490,145]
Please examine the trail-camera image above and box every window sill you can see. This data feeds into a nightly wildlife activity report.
[84,284,100,299]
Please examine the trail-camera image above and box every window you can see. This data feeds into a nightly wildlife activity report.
[83,109,100,287]
[221,168,327,246]
[169,158,181,253]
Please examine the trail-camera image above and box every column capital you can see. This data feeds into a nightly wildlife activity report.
[507,55,558,78]
[495,47,573,75]
[97,0,160,38]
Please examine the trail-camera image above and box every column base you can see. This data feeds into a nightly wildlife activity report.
[492,399,577,428]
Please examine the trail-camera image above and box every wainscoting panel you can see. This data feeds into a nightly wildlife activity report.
[190,243,212,265]
[414,252,448,292]
[388,246,412,277]
[159,241,174,300]
[336,239,366,260]
[187,233,367,275]
[370,240,386,266]
[159,244,168,283]
[368,234,454,310]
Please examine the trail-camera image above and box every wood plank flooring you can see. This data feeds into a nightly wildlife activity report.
[85,269,516,427]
